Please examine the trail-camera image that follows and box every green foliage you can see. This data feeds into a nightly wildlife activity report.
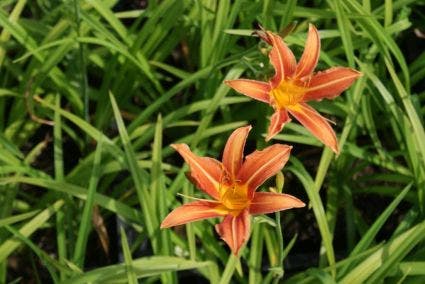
[0,0,424,283]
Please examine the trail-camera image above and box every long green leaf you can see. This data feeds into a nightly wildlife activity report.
[0,199,64,262]
[0,177,142,223]
[340,220,425,283]
[73,137,104,267]
[288,158,336,277]
[109,92,158,251]
[62,256,213,284]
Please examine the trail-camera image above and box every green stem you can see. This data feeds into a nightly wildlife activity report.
[273,212,284,284]
[183,182,196,260]
[219,253,240,284]
[249,222,263,284]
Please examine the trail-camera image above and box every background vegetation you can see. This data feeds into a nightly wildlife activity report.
[1,0,425,283]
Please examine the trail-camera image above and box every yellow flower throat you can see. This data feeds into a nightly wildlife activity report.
[219,183,249,214]
[271,80,306,109]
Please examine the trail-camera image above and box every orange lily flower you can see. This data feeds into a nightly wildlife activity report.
[161,126,305,255]
[225,24,362,153]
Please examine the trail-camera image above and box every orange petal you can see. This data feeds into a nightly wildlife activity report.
[215,209,250,255]
[303,67,362,101]
[237,144,292,197]
[288,103,339,153]
[161,201,224,228]
[265,109,291,141]
[171,144,222,200]
[249,192,305,215]
[225,79,270,103]
[265,31,296,87]
[295,24,320,79]
[222,125,251,180]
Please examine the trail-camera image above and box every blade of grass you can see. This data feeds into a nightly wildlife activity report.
[288,158,336,277]
[87,0,128,44]
[128,65,213,132]
[119,227,138,284]
[394,262,425,276]
[109,91,158,251]
[0,8,82,111]
[384,58,425,159]
[331,0,355,67]
[183,181,197,260]
[153,114,176,283]
[249,222,264,284]
[0,210,39,227]
[0,199,64,262]
[384,0,393,27]
[342,0,410,90]
[73,0,89,124]
[62,256,213,284]
[0,0,27,67]
[279,0,297,29]
[338,183,412,276]
[0,131,24,160]
[54,95,67,281]
[34,95,124,161]
[340,220,425,283]
[0,176,142,223]
[190,65,244,147]
[4,224,65,282]
[73,137,104,267]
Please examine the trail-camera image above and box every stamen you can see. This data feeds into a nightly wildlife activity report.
[271,80,306,109]
[176,193,217,202]
[219,182,249,211]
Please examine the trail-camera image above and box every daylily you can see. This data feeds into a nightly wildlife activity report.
[161,126,305,255]
[225,24,362,153]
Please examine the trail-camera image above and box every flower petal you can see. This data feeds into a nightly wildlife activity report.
[264,31,296,87]
[295,24,320,79]
[303,67,362,101]
[161,201,225,228]
[249,192,305,215]
[172,144,222,199]
[237,144,292,197]
[215,209,250,255]
[224,79,270,103]
[222,125,252,180]
[288,103,339,153]
[265,109,291,141]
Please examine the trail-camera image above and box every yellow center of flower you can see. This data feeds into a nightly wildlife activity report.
[271,80,306,109]
[219,183,250,215]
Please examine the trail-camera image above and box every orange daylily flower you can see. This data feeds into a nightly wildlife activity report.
[161,126,305,255]
[225,24,362,153]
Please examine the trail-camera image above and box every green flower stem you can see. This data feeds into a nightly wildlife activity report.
[183,182,196,260]
[219,253,240,284]
[273,211,284,284]
[249,222,264,284]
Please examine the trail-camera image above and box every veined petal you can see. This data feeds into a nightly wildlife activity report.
[303,67,362,101]
[172,144,222,200]
[160,201,225,228]
[237,144,292,197]
[265,31,296,87]
[222,125,252,180]
[295,24,320,79]
[249,192,305,215]
[215,209,250,255]
[265,109,291,141]
[288,103,339,153]
[225,79,270,103]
